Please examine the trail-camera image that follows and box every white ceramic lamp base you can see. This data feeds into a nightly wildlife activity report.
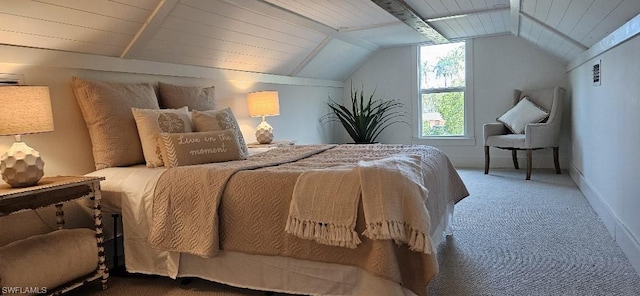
[255,119,274,144]
[0,141,45,187]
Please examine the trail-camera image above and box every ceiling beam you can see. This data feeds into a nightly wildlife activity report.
[520,12,588,51]
[0,44,343,87]
[120,0,180,59]
[290,36,331,76]
[371,0,448,44]
[510,0,521,36]
[426,7,510,22]
[338,21,403,33]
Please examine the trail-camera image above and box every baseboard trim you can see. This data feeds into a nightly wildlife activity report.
[569,165,640,275]
[448,155,570,170]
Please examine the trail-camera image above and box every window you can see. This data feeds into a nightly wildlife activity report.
[418,42,468,138]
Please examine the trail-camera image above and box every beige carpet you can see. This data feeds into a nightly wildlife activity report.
[66,168,640,296]
[428,169,640,295]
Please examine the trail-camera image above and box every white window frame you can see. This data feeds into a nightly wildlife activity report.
[411,40,475,146]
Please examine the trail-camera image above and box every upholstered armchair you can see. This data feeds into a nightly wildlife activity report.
[483,87,565,180]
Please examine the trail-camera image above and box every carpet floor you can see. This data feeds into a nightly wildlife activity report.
[427,169,640,295]
[66,168,640,296]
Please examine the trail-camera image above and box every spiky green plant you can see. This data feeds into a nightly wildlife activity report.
[322,85,408,143]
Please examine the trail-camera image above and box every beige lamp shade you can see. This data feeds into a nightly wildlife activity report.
[0,86,54,136]
[0,85,54,187]
[247,91,280,144]
[247,91,280,117]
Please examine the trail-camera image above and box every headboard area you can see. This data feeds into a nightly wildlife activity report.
[0,60,342,180]
[71,77,256,171]
[0,52,342,247]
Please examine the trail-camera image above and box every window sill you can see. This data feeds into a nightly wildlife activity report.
[411,137,476,146]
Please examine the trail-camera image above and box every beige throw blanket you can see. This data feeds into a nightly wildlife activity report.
[285,166,362,248]
[359,155,432,254]
[149,145,334,257]
[286,154,433,254]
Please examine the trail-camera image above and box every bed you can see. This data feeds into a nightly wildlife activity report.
[71,78,469,296]
[86,144,468,296]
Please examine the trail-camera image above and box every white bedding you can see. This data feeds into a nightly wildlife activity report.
[86,147,457,296]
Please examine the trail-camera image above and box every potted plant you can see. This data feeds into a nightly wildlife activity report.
[323,84,408,144]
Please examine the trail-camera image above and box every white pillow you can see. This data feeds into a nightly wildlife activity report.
[497,97,549,134]
[132,106,193,167]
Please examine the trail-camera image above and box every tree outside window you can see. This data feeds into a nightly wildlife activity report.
[420,42,465,137]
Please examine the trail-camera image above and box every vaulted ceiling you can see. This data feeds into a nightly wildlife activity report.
[1,0,639,81]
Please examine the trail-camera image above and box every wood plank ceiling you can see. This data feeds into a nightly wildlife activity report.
[517,0,640,62]
[0,0,639,80]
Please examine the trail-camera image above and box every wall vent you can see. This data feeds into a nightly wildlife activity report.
[0,73,25,85]
[592,60,601,86]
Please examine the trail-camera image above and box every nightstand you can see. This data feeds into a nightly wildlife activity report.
[0,176,108,294]
[247,140,295,148]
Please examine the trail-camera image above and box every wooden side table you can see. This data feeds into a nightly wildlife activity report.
[0,176,108,294]
[247,140,295,148]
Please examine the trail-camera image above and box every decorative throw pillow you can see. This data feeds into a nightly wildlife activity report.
[158,82,216,111]
[192,108,249,158]
[71,77,160,170]
[132,106,193,167]
[0,229,99,289]
[497,97,549,134]
[157,130,246,168]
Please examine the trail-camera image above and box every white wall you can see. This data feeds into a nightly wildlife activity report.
[345,34,570,169]
[569,33,640,272]
[0,46,342,245]
[0,46,342,177]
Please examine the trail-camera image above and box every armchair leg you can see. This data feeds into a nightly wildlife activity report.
[553,147,561,174]
[484,146,490,174]
[512,150,519,170]
[526,149,532,180]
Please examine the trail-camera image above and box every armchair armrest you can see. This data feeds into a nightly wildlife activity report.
[483,123,508,144]
[524,122,560,148]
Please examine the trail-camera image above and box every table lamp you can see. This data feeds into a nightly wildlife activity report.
[247,90,280,144]
[0,85,54,187]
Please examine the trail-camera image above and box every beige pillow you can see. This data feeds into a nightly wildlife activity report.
[192,108,249,158]
[158,82,216,111]
[157,130,246,168]
[497,97,549,134]
[132,106,193,167]
[71,77,159,169]
[0,229,98,289]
